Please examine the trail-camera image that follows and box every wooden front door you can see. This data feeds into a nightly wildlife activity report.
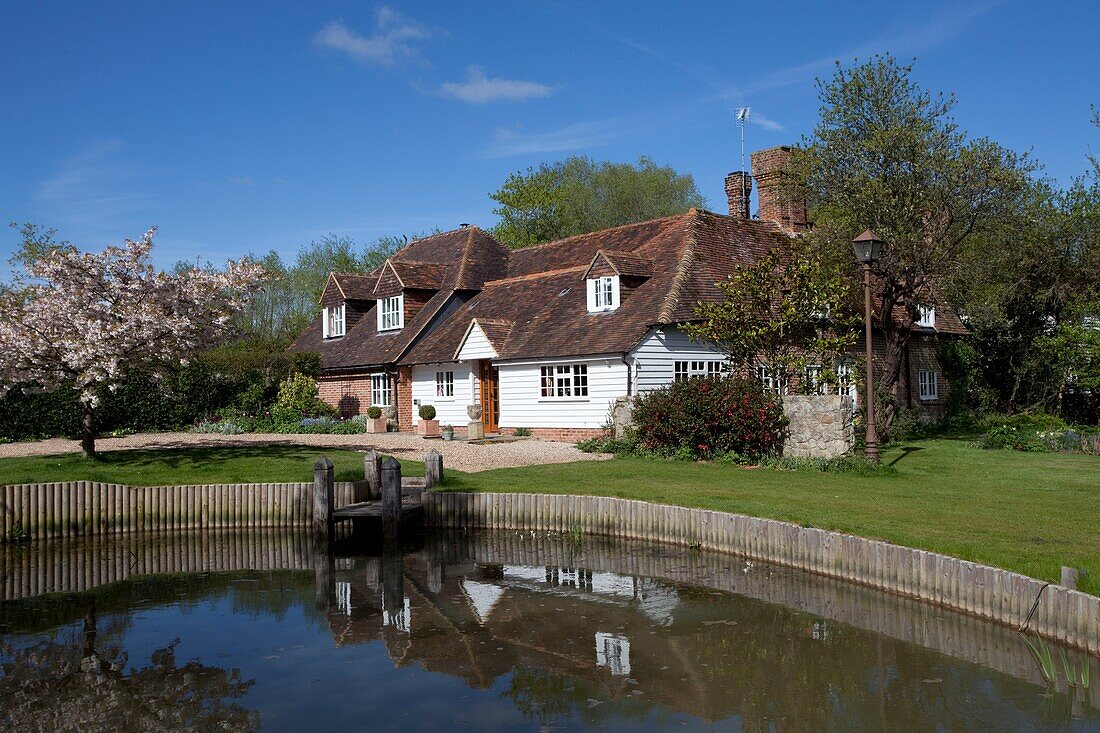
[479,361,500,433]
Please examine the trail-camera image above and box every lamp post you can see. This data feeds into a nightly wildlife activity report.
[852,229,884,463]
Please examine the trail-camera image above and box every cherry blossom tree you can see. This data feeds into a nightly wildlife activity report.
[0,226,267,457]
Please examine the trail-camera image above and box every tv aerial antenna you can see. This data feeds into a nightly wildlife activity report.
[736,107,751,217]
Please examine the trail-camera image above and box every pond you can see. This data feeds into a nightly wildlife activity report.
[1,529,1098,731]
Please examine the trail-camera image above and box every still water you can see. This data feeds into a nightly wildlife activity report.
[1,529,1098,732]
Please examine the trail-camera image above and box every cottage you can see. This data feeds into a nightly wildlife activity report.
[289,146,967,438]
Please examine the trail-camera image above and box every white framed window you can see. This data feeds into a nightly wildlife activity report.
[435,370,454,398]
[539,364,589,398]
[916,303,936,328]
[918,370,939,401]
[322,304,346,338]
[371,374,391,407]
[586,275,620,312]
[805,365,825,394]
[757,364,787,395]
[595,632,631,676]
[837,361,858,404]
[378,295,404,331]
[674,360,727,382]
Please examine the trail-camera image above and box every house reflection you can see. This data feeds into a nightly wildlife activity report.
[316,533,1100,728]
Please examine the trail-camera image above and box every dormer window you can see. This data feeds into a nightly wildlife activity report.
[586,275,620,313]
[916,303,936,328]
[322,304,346,338]
[378,295,404,331]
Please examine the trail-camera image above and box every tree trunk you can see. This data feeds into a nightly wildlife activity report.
[879,330,908,433]
[81,402,97,459]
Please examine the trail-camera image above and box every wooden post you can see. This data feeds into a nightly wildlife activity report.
[312,457,334,547]
[381,548,405,628]
[1062,566,1079,590]
[381,457,402,541]
[363,450,382,501]
[424,449,443,489]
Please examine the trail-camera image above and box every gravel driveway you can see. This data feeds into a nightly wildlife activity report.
[0,431,610,473]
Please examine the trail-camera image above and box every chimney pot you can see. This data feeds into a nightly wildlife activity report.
[749,145,809,234]
[725,172,753,219]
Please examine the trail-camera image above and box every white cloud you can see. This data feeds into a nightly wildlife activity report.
[31,139,154,240]
[748,111,784,132]
[481,118,631,158]
[439,66,554,104]
[313,8,429,67]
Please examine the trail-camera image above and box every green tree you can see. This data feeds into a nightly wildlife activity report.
[489,156,707,249]
[684,243,859,389]
[790,56,1037,428]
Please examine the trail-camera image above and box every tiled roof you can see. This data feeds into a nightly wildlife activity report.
[294,210,967,370]
[288,226,511,370]
[381,260,448,291]
[404,209,797,364]
[329,273,378,300]
[583,250,655,279]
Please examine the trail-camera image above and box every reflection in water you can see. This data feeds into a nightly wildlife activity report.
[1,530,1098,732]
[1,597,257,731]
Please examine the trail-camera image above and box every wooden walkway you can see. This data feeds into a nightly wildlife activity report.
[333,498,424,522]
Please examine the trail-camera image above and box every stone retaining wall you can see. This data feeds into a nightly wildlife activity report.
[423,492,1100,655]
[783,394,854,458]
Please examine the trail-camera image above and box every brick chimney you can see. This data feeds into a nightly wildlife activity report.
[750,145,808,233]
[724,171,752,219]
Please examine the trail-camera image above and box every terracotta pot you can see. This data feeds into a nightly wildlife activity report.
[365,417,389,433]
[417,419,440,437]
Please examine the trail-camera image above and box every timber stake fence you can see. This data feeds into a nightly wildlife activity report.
[1,482,1097,654]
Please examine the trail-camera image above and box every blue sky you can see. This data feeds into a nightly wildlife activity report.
[1,0,1097,274]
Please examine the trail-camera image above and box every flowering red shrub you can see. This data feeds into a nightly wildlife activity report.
[630,376,787,459]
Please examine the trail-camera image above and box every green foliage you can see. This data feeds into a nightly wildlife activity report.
[270,373,335,424]
[791,55,1038,428]
[489,156,706,249]
[418,404,437,420]
[513,427,532,437]
[0,337,321,442]
[236,234,408,340]
[685,241,858,381]
[757,454,897,476]
[366,406,383,419]
[629,376,787,460]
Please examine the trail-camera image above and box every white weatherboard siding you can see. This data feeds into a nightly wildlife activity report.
[497,356,628,429]
[456,322,498,361]
[411,363,475,425]
[629,326,726,393]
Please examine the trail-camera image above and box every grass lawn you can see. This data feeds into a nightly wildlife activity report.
[0,445,423,486]
[443,438,1100,595]
[2,438,1096,595]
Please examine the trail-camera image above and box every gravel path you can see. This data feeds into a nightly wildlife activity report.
[0,431,610,473]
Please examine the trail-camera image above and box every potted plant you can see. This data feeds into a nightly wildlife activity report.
[365,406,388,433]
[441,424,455,441]
[417,404,440,437]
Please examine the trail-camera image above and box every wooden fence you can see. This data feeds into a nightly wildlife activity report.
[0,481,362,540]
[423,492,1100,655]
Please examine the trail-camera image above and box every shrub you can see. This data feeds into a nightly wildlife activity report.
[513,427,532,437]
[190,420,246,435]
[419,404,437,421]
[980,425,1048,452]
[271,373,336,423]
[630,376,787,460]
[366,406,383,419]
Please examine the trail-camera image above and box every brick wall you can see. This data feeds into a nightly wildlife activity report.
[499,427,606,442]
[318,374,374,418]
[396,366,414,431]
[724,171,752,219]
[750,146,808,233]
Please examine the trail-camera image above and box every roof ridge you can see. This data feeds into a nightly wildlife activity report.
[510,211,692,254]
[455,226,475,290]
[657,209,701,324]
[484,265,587,286]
